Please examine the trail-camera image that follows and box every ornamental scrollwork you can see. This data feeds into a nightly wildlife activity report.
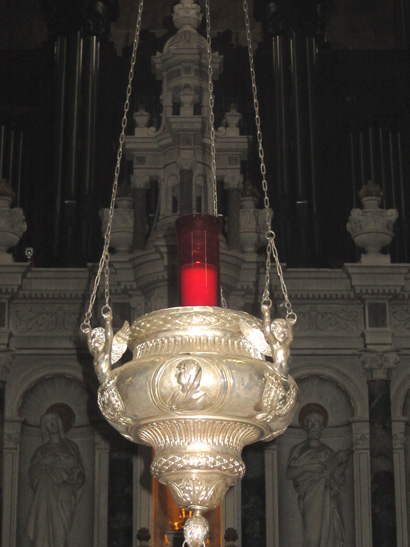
[391,307,410,331]
[296,306,362,333]
[13,305,79,333]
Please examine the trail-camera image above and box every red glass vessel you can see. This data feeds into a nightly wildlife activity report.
[176,214,220,306]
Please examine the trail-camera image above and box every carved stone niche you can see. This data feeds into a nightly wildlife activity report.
[17,375,96,547]
[278,373,356,547]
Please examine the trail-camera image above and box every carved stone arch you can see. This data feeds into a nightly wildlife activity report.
[292,364,367,419]
[19,374,91,428]
[391,374,410,418]
[5,362,105,547]
[275,363,369,547]
[6,360,84,418]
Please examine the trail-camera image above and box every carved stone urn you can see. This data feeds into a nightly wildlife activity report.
[0,179,27,264]
[173,0,202,30]
[347,182,398,264]
[100,188,134,257]
[134,107,150,132]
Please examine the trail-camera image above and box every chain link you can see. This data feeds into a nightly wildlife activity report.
[80,0,144,334]
[243,0,296,323]
[205,0,229,308]
[205,0,218,218]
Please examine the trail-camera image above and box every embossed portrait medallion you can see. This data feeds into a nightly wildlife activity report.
[151,356,228,413]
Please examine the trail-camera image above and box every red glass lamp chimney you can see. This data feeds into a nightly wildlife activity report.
[176,214,220,307]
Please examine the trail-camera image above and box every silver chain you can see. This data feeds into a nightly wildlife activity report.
[205,0,218,217]
[80,0,144,334]
[205,0,228,309]
[243,0,296,324]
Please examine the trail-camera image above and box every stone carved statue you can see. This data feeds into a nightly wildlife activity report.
[25,412,85,547]
[286,404,351,547]
[168,359,211,411]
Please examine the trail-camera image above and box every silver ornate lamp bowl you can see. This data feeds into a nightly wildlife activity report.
[89,306,298,544]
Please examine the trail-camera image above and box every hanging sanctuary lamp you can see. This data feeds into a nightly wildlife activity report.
[81,1,298,546]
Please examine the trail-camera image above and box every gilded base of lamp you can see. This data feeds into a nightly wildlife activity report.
[94,306,298,514]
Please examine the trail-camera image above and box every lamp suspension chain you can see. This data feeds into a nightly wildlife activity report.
[80,0,145,334]
[205,0,227,309]
[205,0,218,218]
[243,0,297,324]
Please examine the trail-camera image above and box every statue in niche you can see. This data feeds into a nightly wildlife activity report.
[25,412,85,547]
[286,404,351,547]
[168,359,210,411]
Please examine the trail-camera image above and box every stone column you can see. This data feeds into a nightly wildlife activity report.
[2,417,23,547]
[93,433,110,547]
[392,417,408,547]
[224,175,242,251]
[264,442,279,547]
[133,445,153,537]
[108,444,134,547]
[131,175,150,250]
[222,483,242,547]
[351,419,373,547]
[0,352,12,547]
[361,351,399,547]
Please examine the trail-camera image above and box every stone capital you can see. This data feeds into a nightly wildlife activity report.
[392,418,407,449]
[224,174,243,190]
[360,350,398,381]
[352,432,370,450]
[4,417,23,448]
[131,174,150,190]
[350,419,370,450]
[177,152,196,172]
[95,432,110,448]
